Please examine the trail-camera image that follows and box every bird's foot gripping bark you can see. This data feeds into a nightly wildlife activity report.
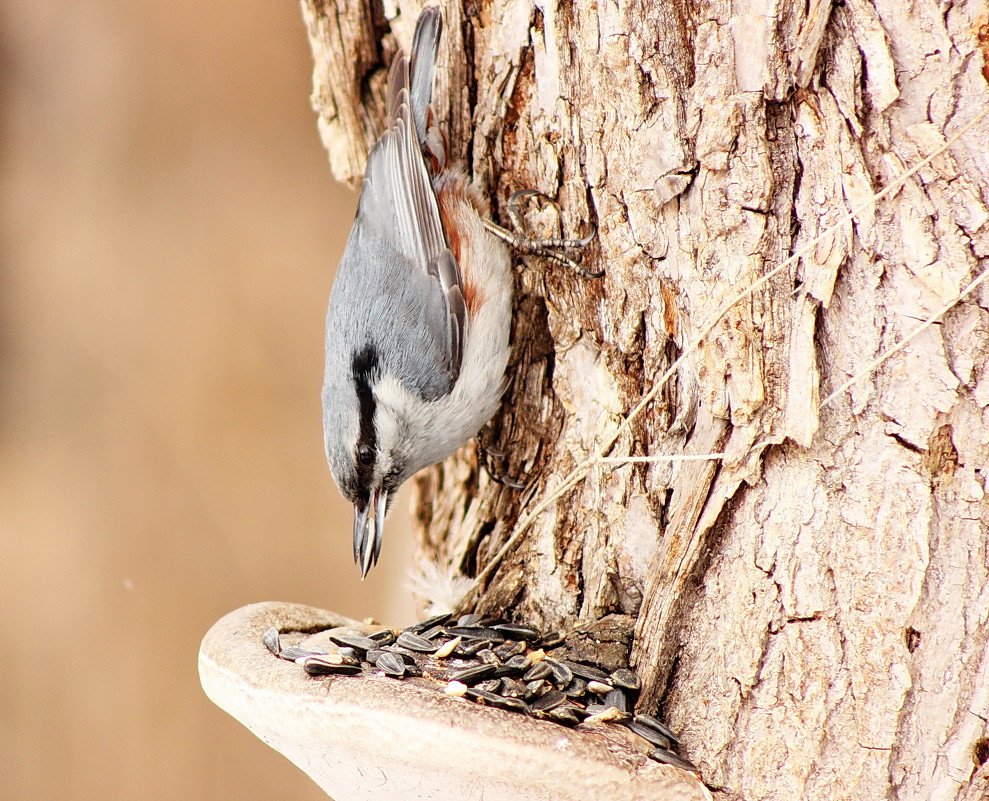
[483,190,601,279]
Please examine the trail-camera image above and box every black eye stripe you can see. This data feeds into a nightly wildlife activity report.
[351,344,379,483]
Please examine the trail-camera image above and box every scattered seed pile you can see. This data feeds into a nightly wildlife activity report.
[262,612,697,774]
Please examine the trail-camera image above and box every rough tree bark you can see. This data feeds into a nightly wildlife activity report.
[301,1,989,798]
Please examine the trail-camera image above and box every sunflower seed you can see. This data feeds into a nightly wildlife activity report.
[487,694,530,714]
[465,687,502,705]
[261,627,281,656]
[495,654,531,676]
[449,664,497,684]
[444,626,507,642]
[524,679,551,700]
[523,661,553,682]
[337,647,360,662]
[417,625,445,641]
[631,714,680,747]
[396,631,439,653]
[508,653,532,670]
[328,633,378,652]
[499,677,526,698]
[367,629,397,646]
[609,667,640,691]
[375,651,407,677]
[456,613,484,626]
[563,677,588,698]
[406,612,452,633]
[456,638,497,657]
[467,687,529,713]
[302,655,362,676]
[477,648,500,664]
[433,636,461,659]
[530,689,567,712]
[539,631,565,649]
[648,748,698,773]
[492,623,542,641]
[279,646,325,662]
[587,680,614,695]
[628,718,670,748]
[493,640,526,660]
[543,658,573,687]
[605,688,630,713]
[476,678,502,693]
[562,660,609,682]
[541,705,580,726]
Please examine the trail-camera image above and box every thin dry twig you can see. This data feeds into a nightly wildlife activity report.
[821,264,989,408]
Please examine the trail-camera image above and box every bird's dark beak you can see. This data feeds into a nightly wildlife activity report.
[353,486,386,579]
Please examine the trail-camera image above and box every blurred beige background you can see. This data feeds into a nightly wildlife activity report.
[0,1,415,798]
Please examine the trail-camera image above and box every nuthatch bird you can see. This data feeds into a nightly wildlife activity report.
[322,6,512,578]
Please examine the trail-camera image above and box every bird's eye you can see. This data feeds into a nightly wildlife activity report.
[357,444,375,465]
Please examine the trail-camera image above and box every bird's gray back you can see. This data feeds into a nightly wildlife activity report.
[324,217,455,404]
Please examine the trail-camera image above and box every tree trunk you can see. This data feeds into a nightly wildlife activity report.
[300,1,989,798]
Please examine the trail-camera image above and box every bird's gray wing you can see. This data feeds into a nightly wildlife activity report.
[356,48,466,386]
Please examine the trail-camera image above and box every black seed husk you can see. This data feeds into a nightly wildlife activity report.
[610,667,640,691]
[492,623,542,641]
[476,678,502,693]
[530,689,567,712]
[449,663,498,684]
[543,658,573,687]
[383,647,418,665]
[524,679,551,700]
[328,633,378,652]
[261,627,281,656]
[456,613,484,626]
[523,661,553,682]
[493,640,526,660]
[633,714,680,746]
[367,629,397,646]
[417,625,445,641]
[476,648,500,664]
[539,631,566,649]
[396,631,439,653]
[494,654,530,676]
[563,677,588,698]
[499,677,526,698]
[375,651,407,677]
[648,748,698,772]
[489,695,529,714]
[302,656,362,676]
[605,688,630,713]
[562,660,609,682]
[627,718,670,748]
[406,612,452,634]
[465,687,502,704]
[539,705,580,726]
[444,626,507,642]
[279,646,325,662]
